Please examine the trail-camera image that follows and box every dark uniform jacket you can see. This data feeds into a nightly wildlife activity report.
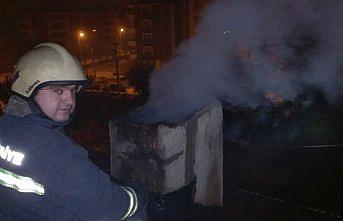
[0,95,146,221]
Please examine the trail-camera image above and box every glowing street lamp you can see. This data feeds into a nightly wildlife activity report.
[113,28,125,87]
[79,31,85,38]
[78,31,85,61]
[90,29,97,77]
[119,28,125,48]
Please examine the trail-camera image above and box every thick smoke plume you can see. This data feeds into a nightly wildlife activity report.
[131,0,343,124]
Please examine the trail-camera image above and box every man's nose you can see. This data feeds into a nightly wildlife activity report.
[61,89,75,104]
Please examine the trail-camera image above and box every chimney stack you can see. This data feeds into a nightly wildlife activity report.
[109,101,223,206]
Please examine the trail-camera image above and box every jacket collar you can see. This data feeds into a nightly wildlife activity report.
[3,95,71,129]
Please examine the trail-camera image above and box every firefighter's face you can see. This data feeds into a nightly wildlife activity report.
[34,85,78,122]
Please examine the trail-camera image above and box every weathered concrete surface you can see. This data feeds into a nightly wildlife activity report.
[109,122,190,193]
[109,101,223,206]
[190,101,223,206]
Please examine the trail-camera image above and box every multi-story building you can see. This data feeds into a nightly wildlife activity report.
[44,11,74,50]
[124,0,213,68]
[0,3,121,74]
[17,13,35,47]
[1,0,212,74]
[32,7,118,61]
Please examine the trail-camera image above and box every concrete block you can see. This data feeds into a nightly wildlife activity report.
[109,100,223,206]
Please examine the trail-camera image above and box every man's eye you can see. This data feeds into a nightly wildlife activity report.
[54,88,64,95]
[72,87,79,94]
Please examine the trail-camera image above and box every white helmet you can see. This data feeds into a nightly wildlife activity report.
[12,42,88,97]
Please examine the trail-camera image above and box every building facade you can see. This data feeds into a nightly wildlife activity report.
[124,0,213,69]
[0,3,121,73]
[0,0,212,74]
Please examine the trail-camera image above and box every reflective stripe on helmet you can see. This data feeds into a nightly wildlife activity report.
[0,167,45,196]
[120,186,138,220]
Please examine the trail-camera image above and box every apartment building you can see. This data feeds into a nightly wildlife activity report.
[2,4,119,65]
[124,0,213,68]
[1,0,212,73]
[35,8,117,60]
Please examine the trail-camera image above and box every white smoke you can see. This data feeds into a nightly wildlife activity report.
[132,0,343,124]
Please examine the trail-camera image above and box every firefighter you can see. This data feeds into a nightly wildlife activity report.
[0,43,147,221]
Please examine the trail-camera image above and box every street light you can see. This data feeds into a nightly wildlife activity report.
[119,28,124,49]
[78,31,85,62]
[90,29,97,78]
[112,28,124,88]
